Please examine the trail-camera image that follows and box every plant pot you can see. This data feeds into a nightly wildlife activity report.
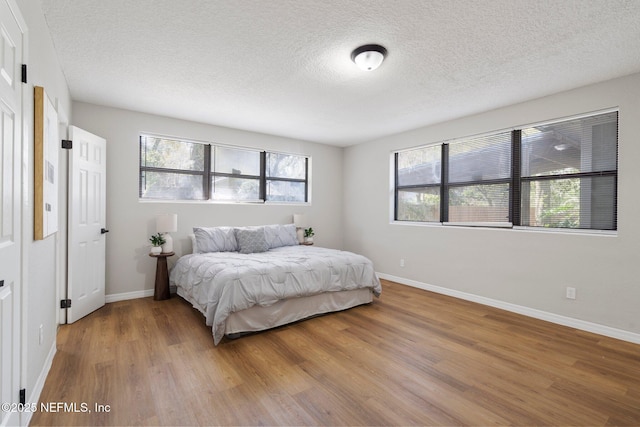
[150,246,162,255]
[304,236,314,244]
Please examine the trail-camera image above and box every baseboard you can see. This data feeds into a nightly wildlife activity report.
[105,289,154,303]
[23,339,57,426]
[377,272,640,345]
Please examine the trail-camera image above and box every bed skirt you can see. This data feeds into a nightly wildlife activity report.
[177,287,373,340]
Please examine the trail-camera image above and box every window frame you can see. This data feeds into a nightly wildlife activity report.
[139,134,310,204]
[265,152,309,203]
[139,135,209,200]
[394,144,443,223]
[444,131,514,226]
[209,145,262,202]
[392,109,618,232]
[518,112,618,230]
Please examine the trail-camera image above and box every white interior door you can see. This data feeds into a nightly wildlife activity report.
[67,126,107,323]
[0,1,23,425]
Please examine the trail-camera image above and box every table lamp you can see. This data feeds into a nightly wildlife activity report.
[156,213,178,253]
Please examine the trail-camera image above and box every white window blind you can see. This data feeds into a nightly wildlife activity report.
[520,112,617,230]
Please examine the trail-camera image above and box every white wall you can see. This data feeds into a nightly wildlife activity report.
[71,103,344,297]
[14,0,72,410]
[344,72,640,338]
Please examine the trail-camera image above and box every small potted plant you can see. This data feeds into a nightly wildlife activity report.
[149,233,166,254]
[303,227,315,244]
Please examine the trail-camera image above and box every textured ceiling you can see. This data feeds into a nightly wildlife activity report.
[40,0,640,146]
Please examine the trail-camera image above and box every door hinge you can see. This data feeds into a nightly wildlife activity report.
[19,388,26,405]
[0,279,4,287]
[21,64,27,84]
[61,139,72,149]
[60,299,72,308]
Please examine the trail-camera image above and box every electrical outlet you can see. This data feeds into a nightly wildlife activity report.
[400,258,405,267]
[566,287,576,300]
[39,324,44,345]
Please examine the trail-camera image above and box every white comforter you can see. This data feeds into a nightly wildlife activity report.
[170,245,382,344]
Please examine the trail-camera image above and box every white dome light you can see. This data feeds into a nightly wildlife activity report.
[351,44,387,71]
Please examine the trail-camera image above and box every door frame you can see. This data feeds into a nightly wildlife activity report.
[56,103,69,325]
[4,0,29,425]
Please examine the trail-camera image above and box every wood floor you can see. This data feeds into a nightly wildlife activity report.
[31,279,640,426]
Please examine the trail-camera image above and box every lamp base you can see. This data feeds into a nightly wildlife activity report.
[161,233,173,253]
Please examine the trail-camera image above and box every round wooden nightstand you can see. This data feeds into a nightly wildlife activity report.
[149,251,175,300]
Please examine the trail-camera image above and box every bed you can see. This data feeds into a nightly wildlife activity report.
[169,224,382,345]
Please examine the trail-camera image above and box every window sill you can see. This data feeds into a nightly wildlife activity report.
[390,221,617,236]
[513,226,617,237]
[390,221,512,228]
[139,198,311,206]
[444,221,512,228]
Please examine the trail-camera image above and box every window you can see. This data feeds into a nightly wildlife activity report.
[447,132,512,224]
[139,136,206,200]
[266,152,308,203]
[393,111,618,231]
[395,145,441,222]
[211,146,261,201]
[139,135,309,203]
[520,112,617,230]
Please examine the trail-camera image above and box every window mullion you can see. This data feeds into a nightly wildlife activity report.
[521,170,617,181]
[441,143,449,223]
[305,157,309,203]
[213,171,261,180]
[204,144,212,200]
[140,166,204,175]
[447,177,512,187]
[511,130,521,226]
[259,151,266,201]
[266,177,306,184]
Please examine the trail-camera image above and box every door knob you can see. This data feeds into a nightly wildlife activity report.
[101,228,110,234]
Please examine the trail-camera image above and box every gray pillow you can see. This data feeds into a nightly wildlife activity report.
[193,227,238,253]
[235,227,269,254]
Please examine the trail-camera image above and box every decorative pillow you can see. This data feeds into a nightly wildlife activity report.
[264,224,298,249]
[193,227,238,253]
[235,227,269,254]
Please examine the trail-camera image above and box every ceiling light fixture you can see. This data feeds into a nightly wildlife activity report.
[351,44,387,71]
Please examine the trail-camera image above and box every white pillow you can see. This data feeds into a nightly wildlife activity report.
[193,227,238,253]
[189,233,198,253]
[264,224,299,249]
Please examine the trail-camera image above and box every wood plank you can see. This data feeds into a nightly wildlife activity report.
[31,279,640,426]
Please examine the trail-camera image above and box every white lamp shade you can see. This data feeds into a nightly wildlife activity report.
[353,50,385,71]
[293,213,305,227]
[156,213,178,233]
